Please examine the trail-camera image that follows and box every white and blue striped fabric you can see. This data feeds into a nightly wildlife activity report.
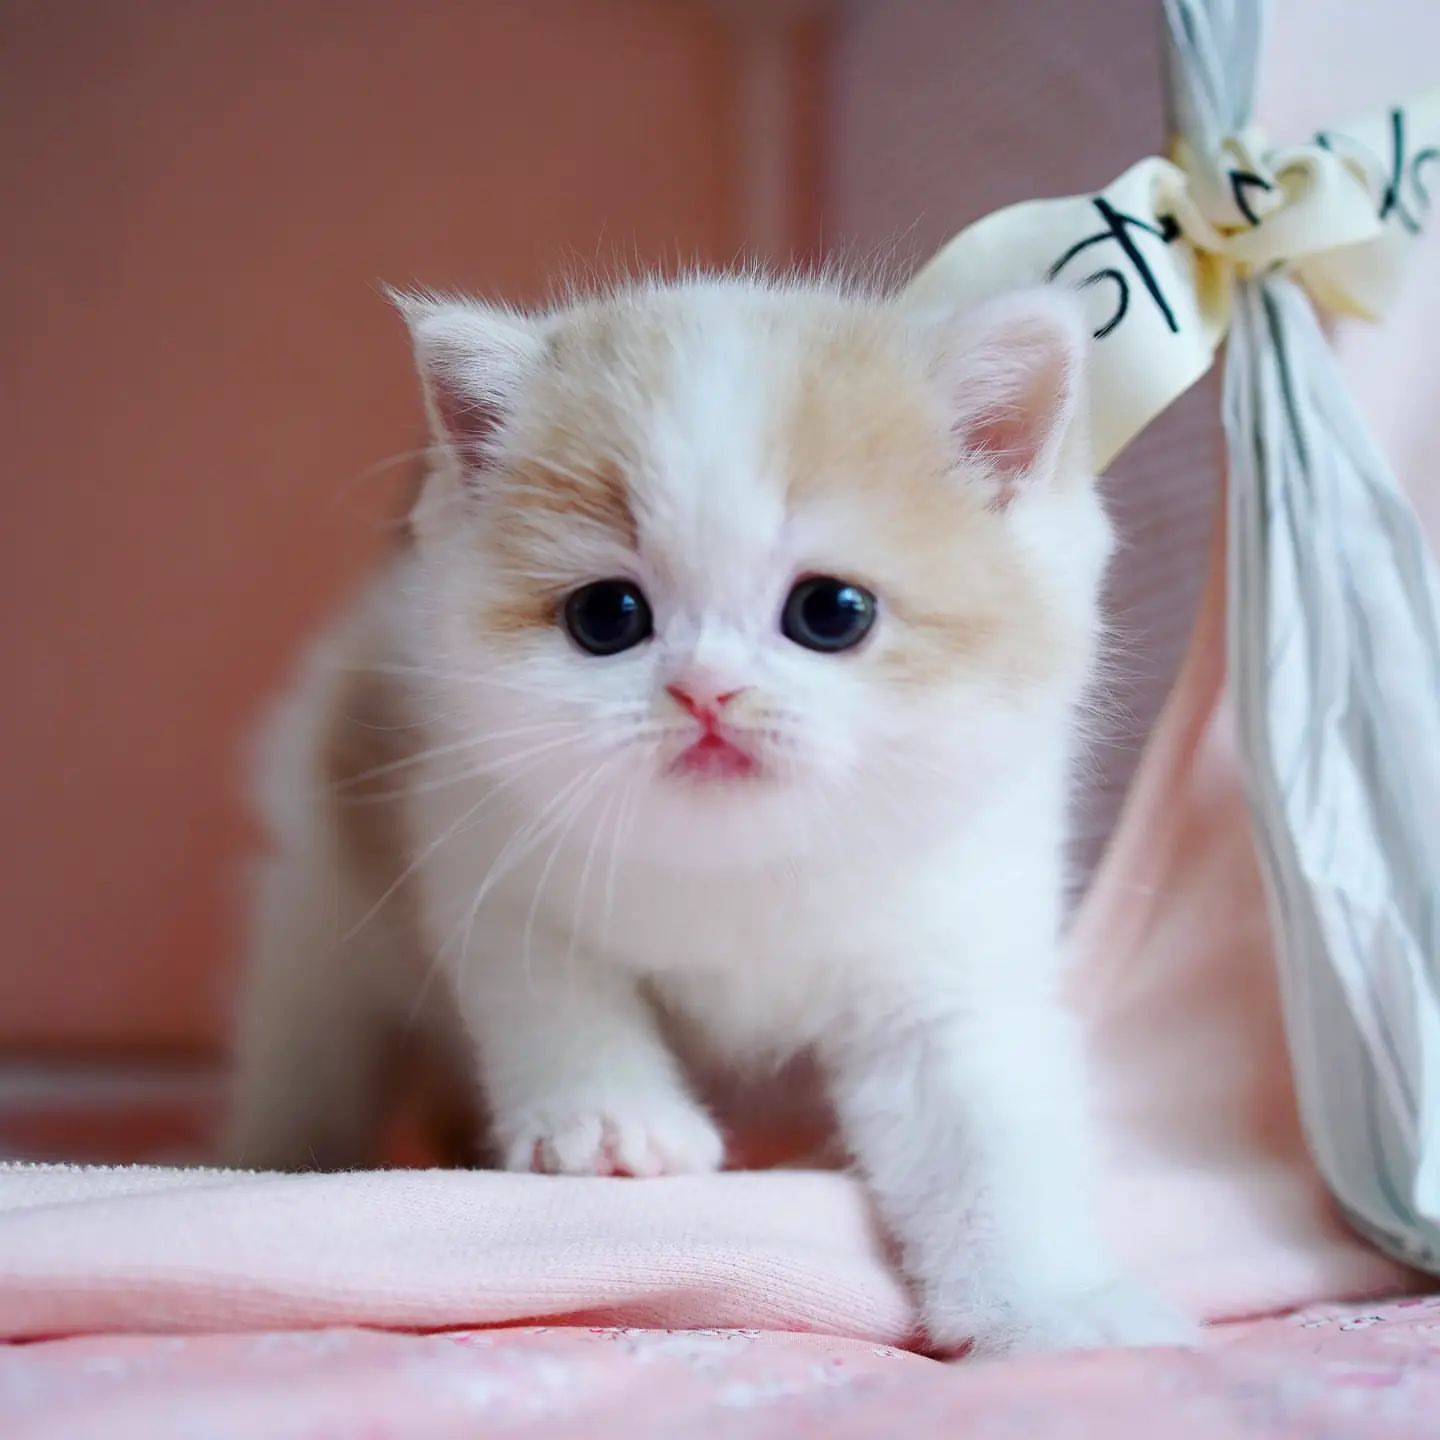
[1164,0,1440,1271]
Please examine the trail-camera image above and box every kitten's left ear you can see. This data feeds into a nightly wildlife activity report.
[389,290,545,478]
[928,289,1089,508]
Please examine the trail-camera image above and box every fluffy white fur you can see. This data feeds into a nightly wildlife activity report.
[226,274,1195,1357]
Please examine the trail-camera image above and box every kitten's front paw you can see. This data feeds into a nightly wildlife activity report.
[934,1277,1198,1359]
[497,1094,725,1177]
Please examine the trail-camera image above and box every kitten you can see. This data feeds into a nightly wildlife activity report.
[225,273,1194,1356]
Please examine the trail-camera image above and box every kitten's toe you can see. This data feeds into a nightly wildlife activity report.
[499,1095,725,1177]
[937,1278,1199,1359]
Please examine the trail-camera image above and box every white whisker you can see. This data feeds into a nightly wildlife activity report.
[340,740,572,950]
[331,719,579,792]
[443,757,606,975]
[567,764,626,969]
[598,766,645,949]
[522,754,625,976]
[344,728,581,806]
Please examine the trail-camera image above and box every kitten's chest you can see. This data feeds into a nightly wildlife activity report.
[653,959,839,1061]
[599,863,896,973]
[592,864,938,1056]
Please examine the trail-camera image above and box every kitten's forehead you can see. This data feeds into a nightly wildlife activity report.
[618,294,786,560]
[522,284,938,587]
[551,291,791,536]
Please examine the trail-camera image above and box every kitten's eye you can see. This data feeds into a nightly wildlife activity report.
[563,579,653,656]
[781,576,877,653]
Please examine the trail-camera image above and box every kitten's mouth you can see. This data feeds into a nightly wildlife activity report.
[668,732,759,781]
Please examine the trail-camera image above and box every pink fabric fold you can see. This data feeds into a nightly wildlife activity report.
[0,1148,1412,1345]
[0,1167,912,1343]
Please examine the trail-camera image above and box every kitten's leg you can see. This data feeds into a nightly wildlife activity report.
[828,980,1195,1357]
[223,578,419,1171]
[455,941,723,1177]
[221,842,394,1171]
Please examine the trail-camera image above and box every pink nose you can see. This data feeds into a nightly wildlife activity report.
[666,683,746,722]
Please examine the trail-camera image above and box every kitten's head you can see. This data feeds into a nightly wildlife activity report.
[397,276,1111,869]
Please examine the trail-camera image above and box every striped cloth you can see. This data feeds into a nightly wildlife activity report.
[1166,0,1440,1269]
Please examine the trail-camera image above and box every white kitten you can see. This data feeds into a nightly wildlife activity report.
[225,274,1194,1356]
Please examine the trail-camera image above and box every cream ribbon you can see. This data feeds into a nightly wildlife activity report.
[903,88,1440,472]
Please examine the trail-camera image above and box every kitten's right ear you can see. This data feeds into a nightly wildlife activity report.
[389,290,544,477]
[921,289,1088,509]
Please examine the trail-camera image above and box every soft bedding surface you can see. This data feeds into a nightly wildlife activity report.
[0,1162,1431,1437]
[4,1299,1439,1439]
[0,1163,1415,1345]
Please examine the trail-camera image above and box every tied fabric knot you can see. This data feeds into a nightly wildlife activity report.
[903,87,1439,472]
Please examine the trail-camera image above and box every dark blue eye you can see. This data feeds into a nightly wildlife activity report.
[563,580,653,656]
[781,577,877,653]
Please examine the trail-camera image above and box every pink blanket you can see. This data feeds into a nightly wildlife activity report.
[6,1297,1440,1437]
[0,1163,1435,1438]
[0,1157,1418,1346]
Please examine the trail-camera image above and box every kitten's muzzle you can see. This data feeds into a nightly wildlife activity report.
[662,685,760,780]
